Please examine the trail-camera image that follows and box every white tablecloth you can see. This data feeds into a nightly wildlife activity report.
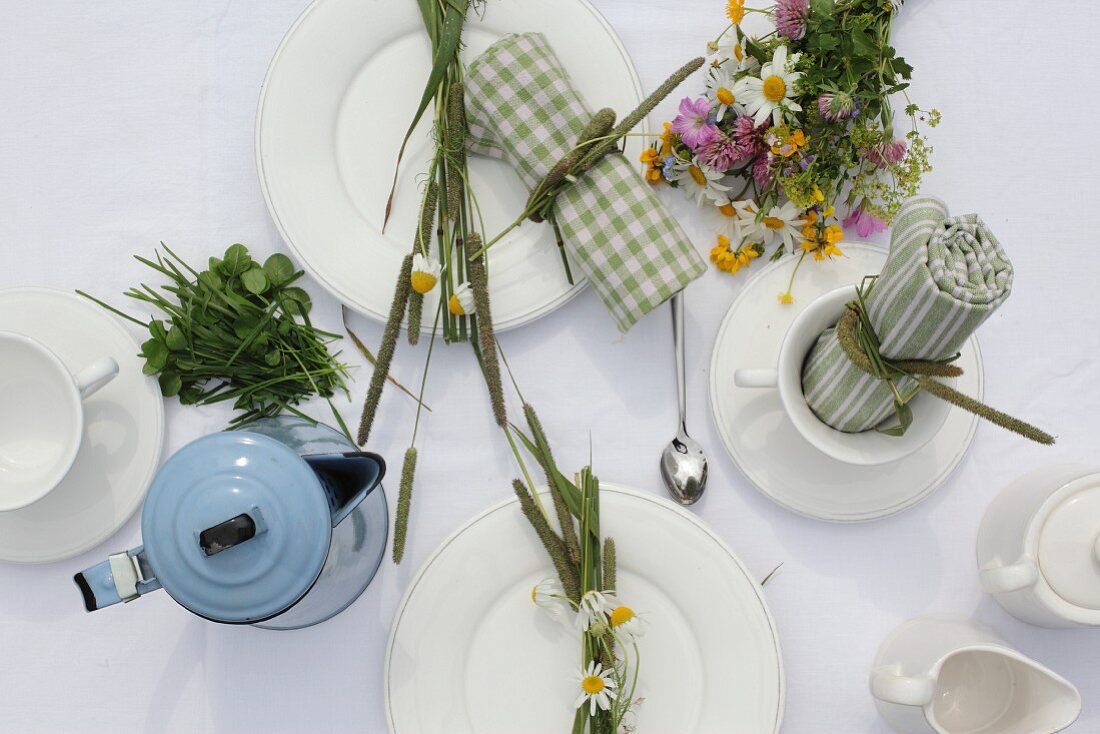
[2,1,1098,732]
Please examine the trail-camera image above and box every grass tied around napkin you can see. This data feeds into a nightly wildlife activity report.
[463,32,707,332]
[801,196,1053,444]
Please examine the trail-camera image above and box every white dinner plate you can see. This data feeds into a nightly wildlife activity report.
[386,484,784,733]
[709,242,983,522]
[0,288,165,563]
[257,0,645,331]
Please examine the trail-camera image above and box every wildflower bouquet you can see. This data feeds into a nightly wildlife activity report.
[512,405,643,734]
[643,0,939,299]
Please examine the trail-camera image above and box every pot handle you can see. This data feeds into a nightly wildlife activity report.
[871,669,935,707]
[979,558,1039,595]
[74,546,161,612]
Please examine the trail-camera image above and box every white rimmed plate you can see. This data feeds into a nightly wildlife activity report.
[256,0,645,331]
[385,484,784,733]
[0,288,165,563]
[709,242,983,522]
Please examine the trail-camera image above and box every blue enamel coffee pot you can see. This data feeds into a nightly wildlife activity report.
[74,417,387,629]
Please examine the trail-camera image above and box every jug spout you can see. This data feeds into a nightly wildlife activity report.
[74,547,162,612]
[303,451,385,527]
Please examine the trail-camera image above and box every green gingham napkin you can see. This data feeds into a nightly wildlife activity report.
[802,196,1013,433]
[464,32,705,332]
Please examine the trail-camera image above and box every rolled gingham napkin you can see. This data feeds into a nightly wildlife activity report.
[801,196,1013,433]
[464,32,705,332]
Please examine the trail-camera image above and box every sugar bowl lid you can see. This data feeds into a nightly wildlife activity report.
[1038,475,1100,611]
[140,432,332,623]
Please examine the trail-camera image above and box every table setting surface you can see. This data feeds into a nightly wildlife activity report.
[1,1,1099,732]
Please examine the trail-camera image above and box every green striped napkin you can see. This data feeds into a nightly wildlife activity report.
[802,196,1013,433]
[464,32,705,332]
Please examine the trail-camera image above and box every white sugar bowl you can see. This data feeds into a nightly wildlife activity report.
[977,465,1100,628]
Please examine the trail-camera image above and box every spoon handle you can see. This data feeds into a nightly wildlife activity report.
[671,292,686,428]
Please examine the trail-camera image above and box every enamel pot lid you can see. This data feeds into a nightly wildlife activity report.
[1038,474,1100,611]
[140,432,332,624]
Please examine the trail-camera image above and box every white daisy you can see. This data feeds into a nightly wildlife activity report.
[736,45,803,126]
[669,157,730,205]
[574,661,618,715]
[530,578,568,620]
[608,603,646,642]
[447,282,476,316]
[410,253,441,294]
[574,589,615,631]
[713,36,760,74]
[704,64,745,122]
[715,199,768,246]
[760,200,804,251]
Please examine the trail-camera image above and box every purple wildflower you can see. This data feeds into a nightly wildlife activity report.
[732,116,768,158]
[863,138,908,168]
[697,131,750,171]
[670,97,718,150]
[753,155,773,189]
[775,0,809,40]
[843,207,887,237]
[817,92,857,122]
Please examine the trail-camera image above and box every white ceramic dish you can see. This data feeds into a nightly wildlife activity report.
[732,286,953,466]
[385,484,784,734]
[256,0,644,331]
[709,242,983,522]
[0,288,165,564]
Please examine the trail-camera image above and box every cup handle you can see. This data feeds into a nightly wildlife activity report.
[871,669,935,707]
[734,369,778,388]
[979,558,1039,594]
[75,357,119,399]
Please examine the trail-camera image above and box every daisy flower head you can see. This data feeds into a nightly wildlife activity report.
[574,590,615,631]
[410,253,441,294]
[738,45,803,126]
[720,198,768,245]
[668,156,730,205]
[447,282,476,316]
[609,603,647,642]
[530,578,568,619]
[715,36,760,74]
[670,97,718,151]
[775,0,809,40]
[761,200,804,251]
[575,661,618,715]
[705,64,745,122]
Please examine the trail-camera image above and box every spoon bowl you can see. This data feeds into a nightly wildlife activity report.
[661,427,709,505]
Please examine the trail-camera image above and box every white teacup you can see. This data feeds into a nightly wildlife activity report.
[0,331,119,511]
[734,286,952,466]
[871,615,1081,734]
[978,465,1100,628]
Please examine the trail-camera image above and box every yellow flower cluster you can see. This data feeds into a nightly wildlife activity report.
[727,0,745,25]
[710,234,760,275]
[769,127,807,159]
[799,208,845,261]
[640,122,675,184]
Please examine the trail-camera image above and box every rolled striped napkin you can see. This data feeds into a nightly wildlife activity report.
[802,196,1013,433]
[464,32,706,332]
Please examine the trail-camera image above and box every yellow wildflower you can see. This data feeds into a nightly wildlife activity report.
[727,0,745,25]
[812,185,825,203]
[778,291,795,305]
[824,225,844,245]
[823,205,835,218]
[800,239,816,253]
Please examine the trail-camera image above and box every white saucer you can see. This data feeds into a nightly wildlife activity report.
[708,242,983,522]
[386,484,784,733]
[256,0,644,331]
[0,288,165,563]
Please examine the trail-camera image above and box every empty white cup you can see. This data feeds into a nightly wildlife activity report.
[871,615,1080,734]
[0,331,119,511]
[734,286,952,466]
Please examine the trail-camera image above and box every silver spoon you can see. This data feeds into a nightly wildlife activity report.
[660,292,708,505]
